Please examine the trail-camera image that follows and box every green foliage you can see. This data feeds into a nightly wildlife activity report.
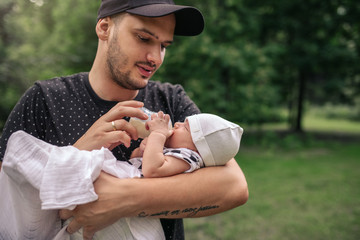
[157,0,283,124]
[230,0,360,130]
[2,0,98,88]
[0,83,20,130]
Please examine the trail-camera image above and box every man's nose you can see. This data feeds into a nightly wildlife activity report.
[146,46,163,67]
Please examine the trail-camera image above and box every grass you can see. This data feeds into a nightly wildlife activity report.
[185,140,360,240]
[255,105,360,135]
[263,115,360,134]
[264,118,360,134]
[184,112,360,240]
[303,115,360,133]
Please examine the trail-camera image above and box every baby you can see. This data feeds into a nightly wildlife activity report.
[130,111,243,178]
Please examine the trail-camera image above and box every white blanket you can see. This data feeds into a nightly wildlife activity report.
[0,131,164,240]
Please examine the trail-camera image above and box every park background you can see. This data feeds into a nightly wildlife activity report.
[0,0,359,239]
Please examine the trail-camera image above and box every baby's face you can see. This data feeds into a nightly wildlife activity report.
[166,119,197,151]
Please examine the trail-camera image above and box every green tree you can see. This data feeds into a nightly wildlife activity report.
[0,0,99,130]
[241,0,360,131]
[0,0,20,130]
[2,0,98,89]
[157,0,282,125]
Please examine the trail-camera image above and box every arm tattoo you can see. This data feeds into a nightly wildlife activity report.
[138,205,220,218]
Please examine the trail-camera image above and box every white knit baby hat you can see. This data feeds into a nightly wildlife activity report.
[186,113,243,166]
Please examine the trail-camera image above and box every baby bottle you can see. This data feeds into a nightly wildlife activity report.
[129,107,172,139]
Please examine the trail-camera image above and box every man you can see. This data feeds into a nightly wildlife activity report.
[0,0,248,239]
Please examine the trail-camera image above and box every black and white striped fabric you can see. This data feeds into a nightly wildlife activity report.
[129,147,204,175]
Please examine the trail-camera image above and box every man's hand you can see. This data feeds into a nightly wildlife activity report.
[59,172,132,239]
[60,160,248,238]
[73,100,149,151]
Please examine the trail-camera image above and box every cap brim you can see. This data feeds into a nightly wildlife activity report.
[127,4,204,36]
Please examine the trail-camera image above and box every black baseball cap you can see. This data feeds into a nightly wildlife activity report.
[97,0,204,36]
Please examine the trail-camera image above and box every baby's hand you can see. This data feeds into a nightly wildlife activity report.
[145,111,173,138]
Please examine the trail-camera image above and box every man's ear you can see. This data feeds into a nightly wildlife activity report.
[96,17,111,40]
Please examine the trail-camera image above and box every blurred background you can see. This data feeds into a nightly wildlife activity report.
[0,0,359,239]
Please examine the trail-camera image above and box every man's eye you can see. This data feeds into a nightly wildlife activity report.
[138,35,149,42]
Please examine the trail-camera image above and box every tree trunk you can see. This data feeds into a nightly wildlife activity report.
[294,71,307,132]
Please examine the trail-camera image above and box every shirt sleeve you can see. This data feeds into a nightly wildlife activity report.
[0,84,49,162]
[138,81,201,125]
[171,84,201,122]
[163,148,204,173]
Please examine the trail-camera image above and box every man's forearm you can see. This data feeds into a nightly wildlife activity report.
[106,158,248,219]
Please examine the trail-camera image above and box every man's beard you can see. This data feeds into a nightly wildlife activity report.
[106,35,149,90]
